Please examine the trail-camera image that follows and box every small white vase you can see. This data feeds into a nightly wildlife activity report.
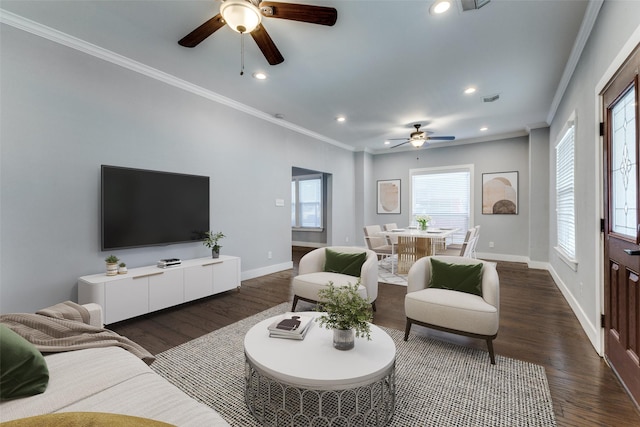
[118,266,128,274]
[333,329,355,350]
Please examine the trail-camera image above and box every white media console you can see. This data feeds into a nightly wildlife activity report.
[78,255,241,324]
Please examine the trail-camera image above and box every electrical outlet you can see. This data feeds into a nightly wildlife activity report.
[489,241,495,248]
[345,236,349,243]
[268,251,272,259]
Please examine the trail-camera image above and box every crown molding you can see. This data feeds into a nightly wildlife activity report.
[0,9,354,152]
[546,0,604,124]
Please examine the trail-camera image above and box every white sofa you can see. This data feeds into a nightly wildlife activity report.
[0,304,229,426]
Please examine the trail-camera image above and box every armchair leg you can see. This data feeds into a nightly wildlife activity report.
[403,319,412,341]
[486,338,496,365]
[291,295,299,312]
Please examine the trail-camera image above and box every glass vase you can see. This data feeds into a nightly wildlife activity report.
[333,329,355,350]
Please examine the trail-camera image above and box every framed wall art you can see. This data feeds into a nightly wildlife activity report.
[482,171,518,214]
[377,179,401,214]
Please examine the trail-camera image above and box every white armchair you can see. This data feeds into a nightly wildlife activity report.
[404,256,500,364]
[292,246,379,311]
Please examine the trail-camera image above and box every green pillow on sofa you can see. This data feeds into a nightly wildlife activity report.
[0,324,50,400]
[429,258,483,296]
[324,249,367,277]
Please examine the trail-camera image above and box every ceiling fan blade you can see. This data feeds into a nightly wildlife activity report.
[259,2,337,26]
[390,141,410,149]
[428,136,456,141]
[179,14,225,47]
[250,24,284,65]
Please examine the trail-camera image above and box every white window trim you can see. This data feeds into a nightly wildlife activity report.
[555,113,578,271]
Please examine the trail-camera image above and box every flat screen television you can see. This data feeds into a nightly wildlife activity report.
[101,165,210,250]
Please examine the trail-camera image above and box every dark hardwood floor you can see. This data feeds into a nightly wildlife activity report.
[110,248,640,426]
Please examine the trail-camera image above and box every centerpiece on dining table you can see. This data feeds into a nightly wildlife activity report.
[415,215,432,231]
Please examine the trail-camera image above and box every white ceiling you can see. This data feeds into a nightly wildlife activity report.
[1,0,595,153]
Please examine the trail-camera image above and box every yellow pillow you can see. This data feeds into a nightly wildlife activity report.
[1,412,176,427]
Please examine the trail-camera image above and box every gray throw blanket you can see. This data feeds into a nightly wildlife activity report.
[0,302,155,365]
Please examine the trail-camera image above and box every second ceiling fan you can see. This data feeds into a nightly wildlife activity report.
[389,124,455,149]
[178,0,338,65]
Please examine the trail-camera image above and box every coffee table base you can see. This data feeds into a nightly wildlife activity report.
[245,358,395,426]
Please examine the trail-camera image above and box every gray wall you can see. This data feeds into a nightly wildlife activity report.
[548,0,640,350]
[529,127,550,264]
[369,136,531,259]
[0,25,358,313]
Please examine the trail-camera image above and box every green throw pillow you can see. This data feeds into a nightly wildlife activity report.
[0,324,50,400]
[429,258,484,296]
[324,249,367,277]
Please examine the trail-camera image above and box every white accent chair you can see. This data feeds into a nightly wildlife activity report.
[292,246,379,311]
[404,256,500,364]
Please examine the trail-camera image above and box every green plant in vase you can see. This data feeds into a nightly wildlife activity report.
[105,255,119,276]
[416,215,432,231]
[203,231,225,258]
[316,281,372,350]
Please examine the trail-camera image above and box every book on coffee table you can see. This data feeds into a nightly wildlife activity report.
[268,313,314,340]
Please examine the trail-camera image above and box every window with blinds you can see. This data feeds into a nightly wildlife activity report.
[555,119,576,263]
[410,166,473,244]
[291,174,323,229]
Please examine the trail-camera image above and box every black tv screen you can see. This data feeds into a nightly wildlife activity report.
[101,165,210,250]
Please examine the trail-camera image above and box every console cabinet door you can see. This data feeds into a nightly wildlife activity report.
[184,263,214,302]
[213,258,240,293]
[105,276,148,324]
[149,269,184,312]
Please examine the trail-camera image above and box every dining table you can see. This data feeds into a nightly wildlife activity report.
[378,227,460,274]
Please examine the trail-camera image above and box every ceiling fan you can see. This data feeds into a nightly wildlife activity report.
[178,0,338,66]
[389,124,455,149]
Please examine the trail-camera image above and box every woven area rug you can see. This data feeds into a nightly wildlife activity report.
[378,256,407,286]
[151,303,556,426]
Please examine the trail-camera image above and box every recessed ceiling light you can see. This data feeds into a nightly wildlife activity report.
[430,0,451,15]
[480,127,488,131]
[464,87,477,94]
[336,116,346,122]
[384,141,390,145]
[252,72,267,80]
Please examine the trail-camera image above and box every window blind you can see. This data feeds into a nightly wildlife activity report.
[410,167,472,244]
[556,123,576,259]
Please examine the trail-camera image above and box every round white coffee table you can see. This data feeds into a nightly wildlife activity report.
[244,312,396,426]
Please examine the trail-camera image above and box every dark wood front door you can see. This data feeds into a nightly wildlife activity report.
[603,43,640,407]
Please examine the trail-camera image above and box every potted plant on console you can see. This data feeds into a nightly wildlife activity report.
[316,281,373,350]
[118,262,128,274]
[203,231,225,259]
[105,255,119,276]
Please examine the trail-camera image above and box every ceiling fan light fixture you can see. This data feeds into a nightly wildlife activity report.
[410,139,425,148]
[220,0,262,34]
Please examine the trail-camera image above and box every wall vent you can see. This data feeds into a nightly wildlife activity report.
[483,93,500,103]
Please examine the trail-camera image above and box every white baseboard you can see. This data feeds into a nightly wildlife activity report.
[241,261,293,281]
[475,252,530,264]
[547,264,602,355]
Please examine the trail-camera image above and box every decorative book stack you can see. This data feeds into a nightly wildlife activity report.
[268,313,314,340]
